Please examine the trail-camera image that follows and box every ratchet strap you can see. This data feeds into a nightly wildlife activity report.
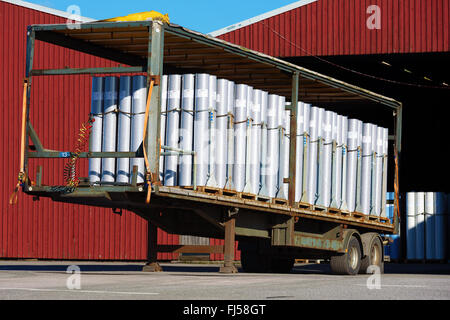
[143,80,155,204]
[10,79,30,205]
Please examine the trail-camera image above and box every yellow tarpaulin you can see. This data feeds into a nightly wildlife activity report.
[98,11,169,24]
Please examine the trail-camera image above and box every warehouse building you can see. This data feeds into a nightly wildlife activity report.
[0,0,448,262]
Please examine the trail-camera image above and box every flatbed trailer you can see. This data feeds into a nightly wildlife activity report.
[19,20,402,275]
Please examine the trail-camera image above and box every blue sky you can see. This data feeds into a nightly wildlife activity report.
[27,0,297,34]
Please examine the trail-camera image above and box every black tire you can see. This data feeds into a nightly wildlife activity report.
[360,236,384,274]
[330,236,361,275]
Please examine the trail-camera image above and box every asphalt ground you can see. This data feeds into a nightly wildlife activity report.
[0,261,449,300]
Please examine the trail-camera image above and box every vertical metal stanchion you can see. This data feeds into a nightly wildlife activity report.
[143,222,163,272]
[145,21,164,192]
[220,209,238,274]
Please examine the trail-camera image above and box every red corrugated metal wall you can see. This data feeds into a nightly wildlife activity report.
[210,238,241,262]
[0,1,179,261]
[218,0,450,57]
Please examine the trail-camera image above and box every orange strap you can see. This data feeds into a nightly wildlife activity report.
[142,80,155,204]
[10,79,30,205]
[9,182,21,205]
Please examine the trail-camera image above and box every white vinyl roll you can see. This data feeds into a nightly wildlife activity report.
[248,89,262,195]
[159,75,168,184]
[262,95,280,198]
[207,75,218,187]
[164,74,182,186]
[276,96,288,199]
[179,74,195,186]
[406,192,416,260]
[130,76,147,184]
[346,119,361,212]
[415,191,425,260]
[306,107,320,205]
[295,102,310,203]
[279,108,290,199]
[243,86,254,193]
[339,116,349,210]
[373,126,385,215]
[233,84,248,192]
[330,113,342,208]
[368,124,378,215]
[89,77,104,183]
[359,123,373,214]
[215,79,228,188]
[355,120,363,211]
[225,80,235,190]
[317,110,333,207]
[101,77,119,183]
[259,91,269,195]
[116,76,132,184]
[194,74,210,187]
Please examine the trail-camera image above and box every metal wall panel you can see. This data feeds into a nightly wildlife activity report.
[218,0,450,57]
[209,238,241,261]
[0,1,179,261]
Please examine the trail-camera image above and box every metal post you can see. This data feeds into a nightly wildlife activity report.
[393,104,402,234]
[145,21,164,191]
[219,210,238,274]
[143,222,163,272]
[288,72,299,206]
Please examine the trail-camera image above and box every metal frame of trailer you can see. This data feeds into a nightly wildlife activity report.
[21,20,402,274]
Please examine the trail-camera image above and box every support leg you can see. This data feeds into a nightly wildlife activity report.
[219,216,238,274]
[143,222,163,272]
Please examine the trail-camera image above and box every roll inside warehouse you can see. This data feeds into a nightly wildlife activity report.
[88,74,389,216]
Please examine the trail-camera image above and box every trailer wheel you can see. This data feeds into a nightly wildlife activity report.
[360,234,384,274]
[330,236,361,275]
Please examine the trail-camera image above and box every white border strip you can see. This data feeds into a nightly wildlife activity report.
[1,0,94,22]
[209,0,317,37]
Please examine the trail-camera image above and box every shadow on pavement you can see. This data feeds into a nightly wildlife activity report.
[0,264,145,272]
[0,262,448,275]
[292,262,450,275]
[0,263,224,273]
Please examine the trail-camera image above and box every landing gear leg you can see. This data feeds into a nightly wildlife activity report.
[143,222,163,272]
[220,214,238,274]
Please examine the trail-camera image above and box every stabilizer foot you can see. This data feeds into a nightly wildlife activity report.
[219,264,239,274]
[142,262,163,272]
